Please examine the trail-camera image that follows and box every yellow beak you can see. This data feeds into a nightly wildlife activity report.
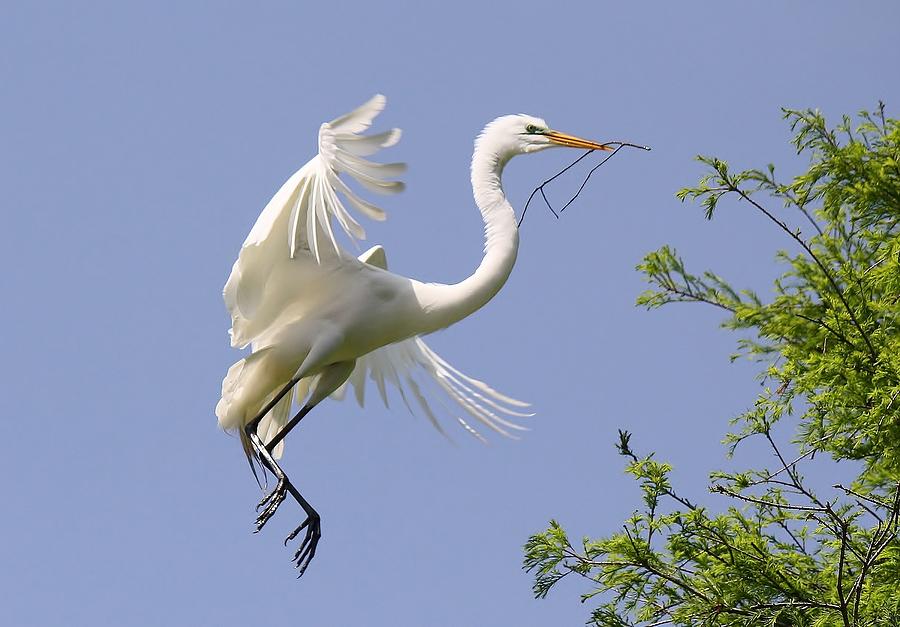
[544,130,615,151]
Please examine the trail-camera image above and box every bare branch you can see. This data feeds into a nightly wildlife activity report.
[519,142,650,227]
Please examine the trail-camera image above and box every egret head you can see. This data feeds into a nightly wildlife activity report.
[476,114,614,160]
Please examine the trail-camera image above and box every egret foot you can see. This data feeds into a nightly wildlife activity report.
[285,512,322,577]
[254,478,289,532]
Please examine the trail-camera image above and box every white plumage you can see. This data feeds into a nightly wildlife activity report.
[332,245,532,442]
[216,95,616,574]
[217,95,533,450]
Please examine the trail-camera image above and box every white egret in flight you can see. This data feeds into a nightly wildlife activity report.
[216,95,621,575]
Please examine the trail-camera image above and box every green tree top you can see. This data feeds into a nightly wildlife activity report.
[525,104,900,626]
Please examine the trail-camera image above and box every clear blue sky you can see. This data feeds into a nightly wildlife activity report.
[2,2,898,625]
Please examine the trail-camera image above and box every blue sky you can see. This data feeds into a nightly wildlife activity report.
[2,2,898,625]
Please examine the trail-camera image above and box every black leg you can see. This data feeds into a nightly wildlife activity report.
[244,398,322,576]
[242,379,297,488]
[245,378,299,438]
[247,402,316,519]
[265,404,314,454]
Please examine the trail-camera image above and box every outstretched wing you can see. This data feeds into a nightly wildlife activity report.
[224,94,405,348]
[331,246,532,441]
[243,93,405,261]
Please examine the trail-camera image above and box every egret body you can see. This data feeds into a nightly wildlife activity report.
[216,95,615,574]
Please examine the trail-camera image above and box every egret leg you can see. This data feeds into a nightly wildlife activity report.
[247,401,316,518]
[265,404,314,454]
[242,361,355,576]
[244,396,322,576]
[245,378,299,441]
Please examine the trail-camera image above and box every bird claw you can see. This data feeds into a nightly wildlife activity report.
[254,479,287,532]
[283,518,309,545]
[250,474,322,576]
[286,514,321,577]
[256,486,279,512]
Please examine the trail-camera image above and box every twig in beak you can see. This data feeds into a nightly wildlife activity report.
[518,141,650,227]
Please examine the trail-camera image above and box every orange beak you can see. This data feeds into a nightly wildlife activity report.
[544,130,615,151]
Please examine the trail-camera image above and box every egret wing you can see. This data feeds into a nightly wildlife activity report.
[332,336,532,441]
[224,94,404,348]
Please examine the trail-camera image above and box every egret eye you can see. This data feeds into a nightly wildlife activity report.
[525,124,541,134]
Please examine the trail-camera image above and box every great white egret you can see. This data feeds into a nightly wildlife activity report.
[216,95,621,575]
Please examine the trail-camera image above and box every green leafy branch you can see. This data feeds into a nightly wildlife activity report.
[526,105,900,625]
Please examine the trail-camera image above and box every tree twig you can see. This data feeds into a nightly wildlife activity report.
[519,142,650,227]
[730,187,878,362]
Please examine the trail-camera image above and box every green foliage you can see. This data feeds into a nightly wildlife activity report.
[525,105,900,626]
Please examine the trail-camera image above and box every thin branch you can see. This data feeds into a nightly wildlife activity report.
[520,150,594,226]
[836,521,851,627]
[731,187,878,361]
[764,430,834,519]
[774,518,808,555]
[519,142,650,227]
[793,313,857,351]
[622,526,712,605]
[850,519,882,622]
[833,484,893,510]
[654,286,737,313]
[760,168,824,237]
[744,600,841,612]
[798,205,825,237]
[713,485,828,513]
[756,438,819,485]
[558,144,649,214]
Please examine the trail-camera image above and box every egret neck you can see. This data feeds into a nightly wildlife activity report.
[414,139,520,334]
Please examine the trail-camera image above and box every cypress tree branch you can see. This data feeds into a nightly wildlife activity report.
[729,186,878,362]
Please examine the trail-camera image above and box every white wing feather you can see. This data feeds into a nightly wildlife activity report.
[241,93,403,253]
[223,94,404,348]
[332,336,532,441]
